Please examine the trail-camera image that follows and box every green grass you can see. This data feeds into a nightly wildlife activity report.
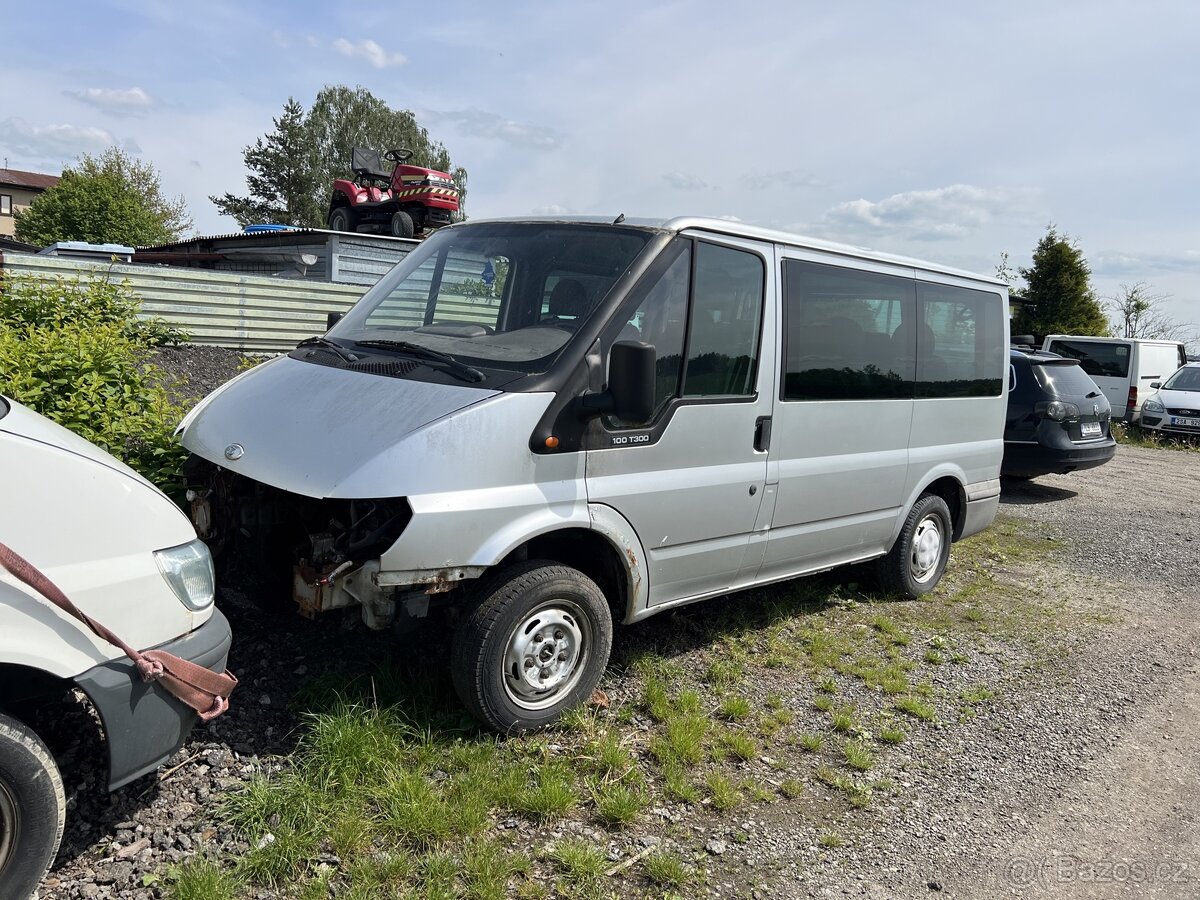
[705,772,742,812]
[550,838,608,881]
[894,695,937,722]
[718,695,753,721]
[818,831,845,848]
[663,764,701,804]
[879,724,906,745]
[513,765,578,821]
[812,694,834,712]
[168,858,240,900]
[798,732,823,752]
[842,738,875,772]
[780,778,805,799]
[960,684,996,705]
[651,714,709,768]
[718,729,758,762]
[830,704,860,734]
[643,852,691,888]
[593,781,646,827]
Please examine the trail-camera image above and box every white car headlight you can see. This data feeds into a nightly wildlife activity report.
[1143,397,1165,413]
[154,539,216,611]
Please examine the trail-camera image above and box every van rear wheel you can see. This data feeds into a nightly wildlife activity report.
[878,494,952,599]
[451,561,613,733]
[0,713,65,900]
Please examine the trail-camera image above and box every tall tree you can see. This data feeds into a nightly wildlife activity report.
[15,147,191,247]
[211,98,319,227]
[213,86,467,229]
[1013,226,1108,339]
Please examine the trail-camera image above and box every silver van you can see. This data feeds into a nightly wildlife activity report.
[178,217,1008,731]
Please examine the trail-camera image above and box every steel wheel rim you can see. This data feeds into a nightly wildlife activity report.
[0,777,18,879]
[503,599,591,710]
[910,515,943,583]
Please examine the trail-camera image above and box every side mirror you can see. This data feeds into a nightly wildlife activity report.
[1150,382,1162,389]
[608,341,656,423]
[327,311,344,330]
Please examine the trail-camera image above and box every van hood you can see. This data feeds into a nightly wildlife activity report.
[178,355,500,498]
[0,397,160,492]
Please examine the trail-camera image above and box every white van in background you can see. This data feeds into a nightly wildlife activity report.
[1041,336,1187,422]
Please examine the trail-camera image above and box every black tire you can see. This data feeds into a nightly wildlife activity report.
[390,210,415,239]
[328,206,354,232]
[877,494,953,599]
[0,713,65,900]
[451,561,613,733]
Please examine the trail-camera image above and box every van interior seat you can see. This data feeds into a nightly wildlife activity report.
[542,279,589,325]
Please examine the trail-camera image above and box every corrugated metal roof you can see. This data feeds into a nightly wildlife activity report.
[0,168,60,190]
[138,228,419,252]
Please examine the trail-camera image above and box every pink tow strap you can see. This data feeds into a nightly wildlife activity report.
[0,541,237,723]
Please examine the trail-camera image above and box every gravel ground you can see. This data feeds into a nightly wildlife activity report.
[764,444,1200,898]
[34,442,1200,898]
[149,345,252,405]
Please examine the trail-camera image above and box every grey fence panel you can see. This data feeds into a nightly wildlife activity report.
[0,253,368,352]
[330,234,417,286]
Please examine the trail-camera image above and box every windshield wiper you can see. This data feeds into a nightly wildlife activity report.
[353,339,485,383]
[297,336,359,364]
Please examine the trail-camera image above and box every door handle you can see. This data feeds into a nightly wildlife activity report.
[753,416,772,452]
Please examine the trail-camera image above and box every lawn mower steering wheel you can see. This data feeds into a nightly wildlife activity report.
[384,149,414,163]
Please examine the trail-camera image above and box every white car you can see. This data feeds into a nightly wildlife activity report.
[1140,361,1200,437]
[0,395,232,898]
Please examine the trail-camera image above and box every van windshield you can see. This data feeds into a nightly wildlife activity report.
[327,223,654,373]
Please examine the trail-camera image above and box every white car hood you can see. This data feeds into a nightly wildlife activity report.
[1154,388,1200,411]
[178,355,501,498]
[0,397,159,492]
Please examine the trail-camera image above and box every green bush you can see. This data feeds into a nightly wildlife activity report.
[0,270,190,496]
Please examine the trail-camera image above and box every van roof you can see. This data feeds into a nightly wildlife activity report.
[456,215,1008,288]
[1044,334,1184,346]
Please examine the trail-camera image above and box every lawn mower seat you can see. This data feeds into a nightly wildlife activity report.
[351,148,393,185]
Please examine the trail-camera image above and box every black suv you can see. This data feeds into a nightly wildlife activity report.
[1003,348,1116,478]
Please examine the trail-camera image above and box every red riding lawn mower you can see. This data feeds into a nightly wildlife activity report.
[326,147,460,239]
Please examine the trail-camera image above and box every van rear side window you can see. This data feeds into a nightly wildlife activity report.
[782,261,916,400]
[916,283,1005,398]
[1048,340,1131,378]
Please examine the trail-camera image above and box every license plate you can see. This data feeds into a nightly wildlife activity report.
[1080,421,1101,436]
[1171,416,1200,428]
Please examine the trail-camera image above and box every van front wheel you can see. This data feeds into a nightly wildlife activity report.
[878,494,952,599]
[451,561,613,733]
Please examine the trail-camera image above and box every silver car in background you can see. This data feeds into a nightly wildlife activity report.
[177,216,1009,731]
[1140,361,1200,437]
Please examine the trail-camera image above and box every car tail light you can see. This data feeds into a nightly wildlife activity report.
[1035,400,1080,421]
[1127,385,1137,417]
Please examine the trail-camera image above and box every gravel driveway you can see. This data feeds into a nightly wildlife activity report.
[799,443,1200,898]
[34,442,1199,898]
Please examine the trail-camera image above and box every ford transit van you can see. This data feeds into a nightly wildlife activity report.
[178,217,1008,732]
[0,396,232,899]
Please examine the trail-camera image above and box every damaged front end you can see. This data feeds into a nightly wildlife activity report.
[183,455,426,629]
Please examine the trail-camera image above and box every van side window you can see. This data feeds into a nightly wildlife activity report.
[683,243,764,397]
[782,260,915,400]
[916,283,1005,397]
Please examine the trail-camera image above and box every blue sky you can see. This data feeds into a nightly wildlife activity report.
[3,0,1198,333]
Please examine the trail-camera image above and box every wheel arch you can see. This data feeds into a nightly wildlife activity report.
[915,474,967,541]
[0,663,73,720]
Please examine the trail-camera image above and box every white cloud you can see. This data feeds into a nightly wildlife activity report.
[0,118,116,162]
[820,184,1044,242]
[531,203,574,215]
[745,170,826,191]
[663,172,713,191]
[332,37,406,69]
[1093,250,1200,276]
[64,87,153,117]
[425,109,562,149]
